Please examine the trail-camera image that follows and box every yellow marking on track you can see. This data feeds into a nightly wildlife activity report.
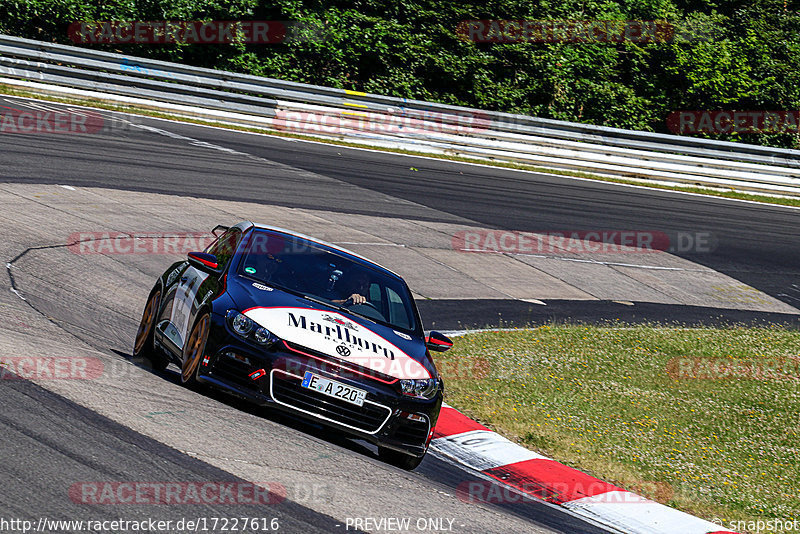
[345,90,367,97]
[343,101,368,108]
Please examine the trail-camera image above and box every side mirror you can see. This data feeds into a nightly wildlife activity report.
[188,251,221,273]
[426,331,453,352]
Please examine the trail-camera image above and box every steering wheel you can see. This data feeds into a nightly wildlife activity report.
[346,300,387,322]
[345,297,379,311]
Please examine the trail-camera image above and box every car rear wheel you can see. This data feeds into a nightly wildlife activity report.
[181,313,210,386]
[378,446,425,471]
[133,290,169,371]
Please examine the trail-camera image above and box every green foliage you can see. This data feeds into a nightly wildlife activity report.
[2,0,799,147]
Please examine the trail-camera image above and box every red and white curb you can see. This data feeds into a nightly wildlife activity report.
[430,404,737,534]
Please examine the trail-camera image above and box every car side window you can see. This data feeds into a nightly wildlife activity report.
[205,228,242,269]
[386,287,411,329]
[368,283,380,303]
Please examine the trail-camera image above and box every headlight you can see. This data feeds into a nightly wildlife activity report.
[227,310,273,345]
[399,378,439,399]
[254,327,271,344]
[231,312,254,335]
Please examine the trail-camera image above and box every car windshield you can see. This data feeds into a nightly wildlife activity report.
[238,230,419,333]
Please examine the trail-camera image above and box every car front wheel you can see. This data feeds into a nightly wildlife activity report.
[181,313,210,386]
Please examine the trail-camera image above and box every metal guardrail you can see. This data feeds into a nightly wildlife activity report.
[1,34,799,195]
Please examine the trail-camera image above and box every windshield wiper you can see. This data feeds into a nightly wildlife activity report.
[302,294,348,313]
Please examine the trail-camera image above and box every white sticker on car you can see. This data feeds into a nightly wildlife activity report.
[244,307,430,380]
[252,282,273,291]
[169,266,209,349]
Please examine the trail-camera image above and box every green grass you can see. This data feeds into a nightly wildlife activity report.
[438,325,800,530]
[2,82,800,208]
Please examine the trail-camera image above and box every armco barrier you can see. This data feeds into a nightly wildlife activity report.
[1,34,799,194]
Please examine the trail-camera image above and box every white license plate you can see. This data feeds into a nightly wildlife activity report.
[301,371,366,407]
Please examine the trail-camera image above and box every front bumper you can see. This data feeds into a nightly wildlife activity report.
[198,312,442,457]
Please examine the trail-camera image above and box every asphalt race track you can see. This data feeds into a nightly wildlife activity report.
[1,95,799,533]
[3,98,800,313]
[1,375,350,534]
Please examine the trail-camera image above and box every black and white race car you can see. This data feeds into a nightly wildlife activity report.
[133,221,452,469]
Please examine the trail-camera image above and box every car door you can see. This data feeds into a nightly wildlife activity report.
[156,227,243,352]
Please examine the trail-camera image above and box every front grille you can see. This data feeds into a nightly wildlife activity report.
[393,418,430,445]
[270,370,392,434]
[283,341,399,385]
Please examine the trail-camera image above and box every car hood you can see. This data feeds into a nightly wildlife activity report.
[229,278,432,380]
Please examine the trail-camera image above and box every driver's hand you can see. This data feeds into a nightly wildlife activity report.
[348,293,366,305]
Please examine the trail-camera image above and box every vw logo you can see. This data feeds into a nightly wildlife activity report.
[336,345,351,357]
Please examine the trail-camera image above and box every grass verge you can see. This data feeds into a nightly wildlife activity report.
[437,324,799,531]
[1,83,800,208]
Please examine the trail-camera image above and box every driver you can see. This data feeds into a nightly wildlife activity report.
[333,272,370,305]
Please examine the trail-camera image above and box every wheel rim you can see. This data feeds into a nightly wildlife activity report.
[134,291,160,354]
[182,315,209,383]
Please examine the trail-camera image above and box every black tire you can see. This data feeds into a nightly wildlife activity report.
[133,290,169,371]
[181,313,210,386]
[378,446,425,470]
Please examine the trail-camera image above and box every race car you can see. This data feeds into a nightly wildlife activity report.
[133,221,453,469]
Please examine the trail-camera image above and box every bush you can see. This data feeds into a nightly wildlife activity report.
[2,0,799,147]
